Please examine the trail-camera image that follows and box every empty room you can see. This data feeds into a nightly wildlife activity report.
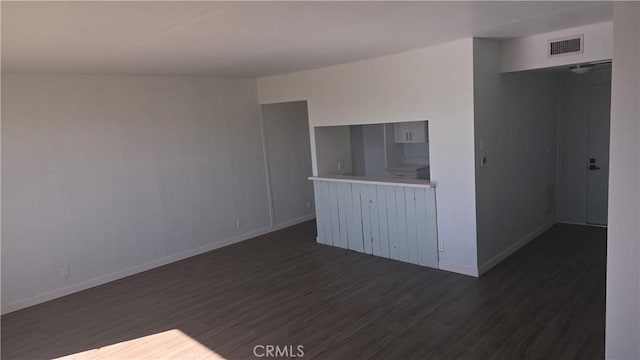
[1,2,639,360]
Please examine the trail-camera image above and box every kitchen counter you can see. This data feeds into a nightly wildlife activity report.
[310,173,439,268]
[385,164,429,172]
[309,174,435,188]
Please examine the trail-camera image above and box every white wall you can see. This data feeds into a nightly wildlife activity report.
[258,38,478,275]
[1,74,273,313]
[605,2,640,359]
[261,101,315,227]
[473,39,560,273]
[501,21,613,73]
[558,70,611,224]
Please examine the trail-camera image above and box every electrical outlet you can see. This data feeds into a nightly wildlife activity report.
[236,218,242,229]
[60,266,70,279]
[337,161,342,171]
[307,201,312,209]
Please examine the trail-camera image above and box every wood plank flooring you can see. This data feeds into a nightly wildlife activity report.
[1,221,606,359]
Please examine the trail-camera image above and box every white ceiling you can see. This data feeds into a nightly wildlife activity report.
[1,1,612,77]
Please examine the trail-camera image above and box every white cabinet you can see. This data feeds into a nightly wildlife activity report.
[384,123,430,179]
[386,165,429,180]
[393,121,426,143]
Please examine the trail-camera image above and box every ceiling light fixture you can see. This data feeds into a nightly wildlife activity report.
[569,64,594,74]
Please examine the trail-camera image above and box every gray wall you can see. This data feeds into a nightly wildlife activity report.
[473,39,560,272]
[350,125,366,176]
[362,124,387,178]
[261,101,315,226]
[349,124,387,178]
[606,2,640,358]
[558,70,612,224]
[2,74,274,312]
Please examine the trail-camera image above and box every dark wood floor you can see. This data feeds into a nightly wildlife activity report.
[1,221,606,360]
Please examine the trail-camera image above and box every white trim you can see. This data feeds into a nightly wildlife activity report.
[557,220,589,226]
[1,214,315,315]
[273,213,316,229]
[259,104,276,228]
[478,220,556,275]
[557,221,607,228]
[309,175,436,188]
[438,261,479,277]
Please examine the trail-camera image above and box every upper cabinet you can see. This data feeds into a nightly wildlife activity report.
[393,121,427,143]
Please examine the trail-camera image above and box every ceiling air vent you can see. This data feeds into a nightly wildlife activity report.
[548,35,584,57]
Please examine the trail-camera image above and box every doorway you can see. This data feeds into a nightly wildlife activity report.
[586,83,611,225]
[559,68,612,226]
[260,101,315,227]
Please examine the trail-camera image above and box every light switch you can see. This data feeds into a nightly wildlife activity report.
[480,156,488,168]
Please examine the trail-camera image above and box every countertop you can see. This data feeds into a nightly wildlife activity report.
[309,174,435,188]
[385,164,429,172]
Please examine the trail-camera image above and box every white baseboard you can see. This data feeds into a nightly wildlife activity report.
[557,220,589,226]
[478,220,556,276]
[557,221,607,228]
[1,214,315,315]
[438,261,479,277]
[272,213,316,230]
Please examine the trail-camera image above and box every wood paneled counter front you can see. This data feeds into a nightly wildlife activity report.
[310,175,439,268]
